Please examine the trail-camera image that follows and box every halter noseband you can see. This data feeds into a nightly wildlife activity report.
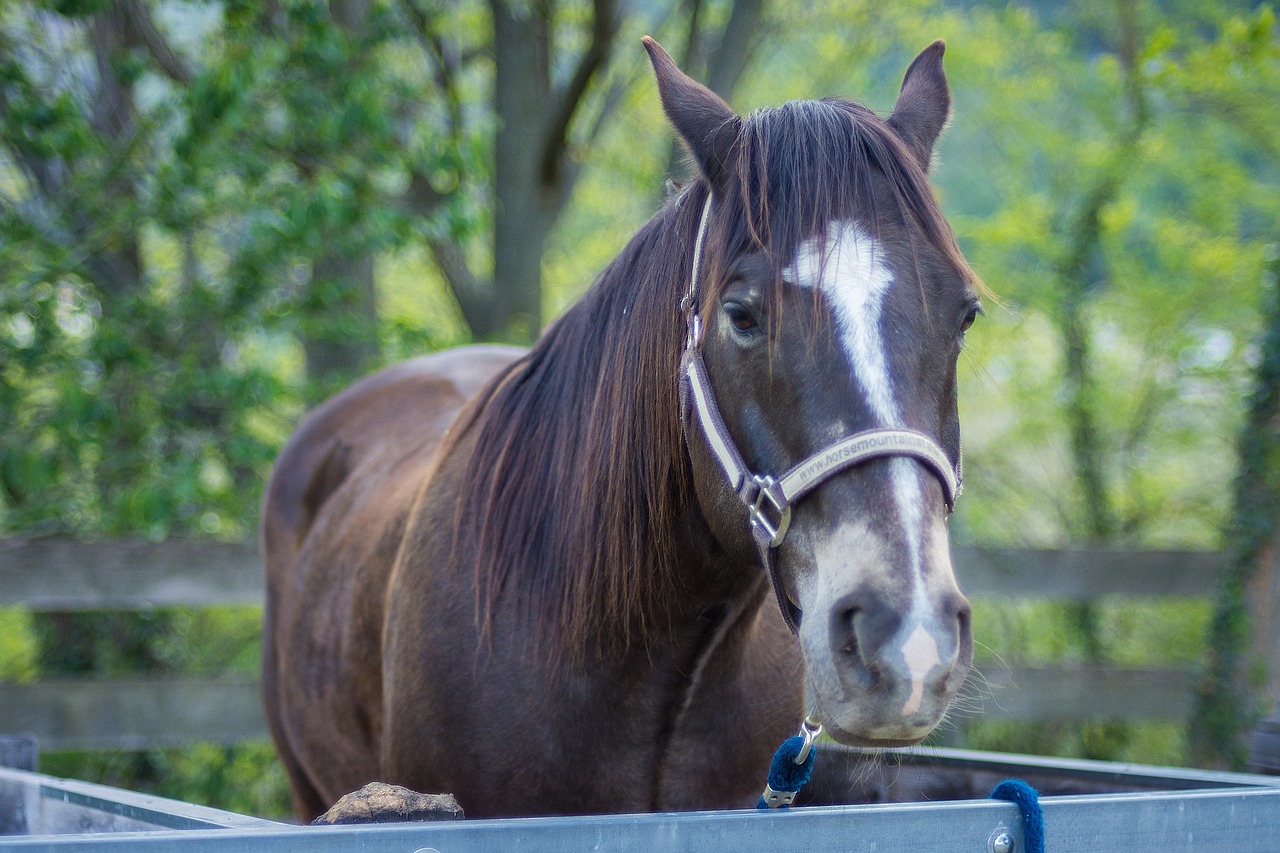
[678,192,962,635]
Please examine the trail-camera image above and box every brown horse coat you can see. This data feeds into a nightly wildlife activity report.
[263,344,801,819]
[264,38,977,821]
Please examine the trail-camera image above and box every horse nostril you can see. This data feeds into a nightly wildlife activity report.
[953,597,972,650]
[954,598,974,669]
[838,607,859,655]
[834,605,884,689]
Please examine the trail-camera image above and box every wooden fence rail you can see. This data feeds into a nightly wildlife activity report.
[0,539,1220,750]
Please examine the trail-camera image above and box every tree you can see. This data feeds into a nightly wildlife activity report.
[0,0,772,536]
[174,0,411,395]
[1173,8,1280,768]
[0,1,281,536]
[657,0,763,187]
[1191,247,1280,768]
[405,0,767,341]
[935,2,1277,552]
[186,0,770,357]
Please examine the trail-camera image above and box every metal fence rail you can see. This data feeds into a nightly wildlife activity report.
[7,793,1279,853]
[3,747,1280,851]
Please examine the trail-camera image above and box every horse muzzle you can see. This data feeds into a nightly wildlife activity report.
[790,511,972,746]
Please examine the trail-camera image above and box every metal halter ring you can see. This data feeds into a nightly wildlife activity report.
[742,475,791,547]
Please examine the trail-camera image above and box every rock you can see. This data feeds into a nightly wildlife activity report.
[311,782,464,825]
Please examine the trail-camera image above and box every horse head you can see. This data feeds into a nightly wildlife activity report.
[646,38,978,747]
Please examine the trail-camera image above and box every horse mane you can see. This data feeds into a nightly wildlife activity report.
[449,94,977,664]
[452,186,706,662]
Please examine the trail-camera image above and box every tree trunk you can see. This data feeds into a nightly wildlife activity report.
[1051,0,1148,676]
[296,0,382,386]
[1190,249,1280,768]
[418,1,758,342]
[85,4,154,520]
[85,5,145,300]
[488,0,558,340]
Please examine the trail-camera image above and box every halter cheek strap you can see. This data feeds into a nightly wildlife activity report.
[678,191,962,635]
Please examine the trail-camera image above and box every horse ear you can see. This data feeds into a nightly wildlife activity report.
[888,40,951,172]
[643,36,740,193]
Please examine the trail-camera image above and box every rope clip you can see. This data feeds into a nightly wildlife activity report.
[795,715,822,765]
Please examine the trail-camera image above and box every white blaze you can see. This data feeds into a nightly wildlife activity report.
[785,221,936,707]
[785,222,897,422]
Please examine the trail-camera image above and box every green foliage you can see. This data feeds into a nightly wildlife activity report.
[956,596,1210,766]
[0,608,37,683]
[155,742,292,818]
[27,606,262,677]
[932,3,1278,551]
[39,743,292,820]
[0,0,482,537]
[1,16,282,538]
[0,0,1277,813]
[959,718,1189,768]
[1189,243,1280,767]
[0,0,480,815]
[971,598,1211,668]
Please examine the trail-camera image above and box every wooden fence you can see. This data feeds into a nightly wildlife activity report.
[0,539,1221,750]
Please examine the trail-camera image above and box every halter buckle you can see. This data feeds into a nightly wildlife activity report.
[742,475,791,548]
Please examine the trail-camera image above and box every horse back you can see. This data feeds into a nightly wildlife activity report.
[261,344,524,819]
[263,345,522,571]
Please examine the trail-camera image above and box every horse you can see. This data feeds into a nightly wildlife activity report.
[261,37,981,821]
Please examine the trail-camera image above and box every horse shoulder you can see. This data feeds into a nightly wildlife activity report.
[263,344,524,818]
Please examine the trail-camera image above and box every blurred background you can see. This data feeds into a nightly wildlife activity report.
[0,0,1276,820]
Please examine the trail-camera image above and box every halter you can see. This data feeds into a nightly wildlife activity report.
[678,192,962,635]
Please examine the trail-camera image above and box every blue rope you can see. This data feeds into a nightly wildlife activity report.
[755,735,817,809]
[753,727,1044,848]
[990,779,1045,853]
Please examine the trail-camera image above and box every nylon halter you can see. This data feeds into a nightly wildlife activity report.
[678,191,962,635]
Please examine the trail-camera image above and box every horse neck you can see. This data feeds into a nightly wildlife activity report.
[462,189,748,659]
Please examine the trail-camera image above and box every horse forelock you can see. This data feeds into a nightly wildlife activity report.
[700,97,982,332]
[451,188,710,665]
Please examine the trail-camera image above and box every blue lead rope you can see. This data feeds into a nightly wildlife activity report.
[755,734,817,809]
[756,722,1047,852]
[990,778,1045,853]
[757,717,821,809]
[756,719,1046,852]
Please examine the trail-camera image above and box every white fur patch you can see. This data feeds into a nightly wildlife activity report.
[899,622,942,716]
[786,222,961,732]
[784,222,897,423]
[785,222,929,606]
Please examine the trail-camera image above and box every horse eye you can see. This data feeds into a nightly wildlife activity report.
[724,302,758,333]
[960,304,982,333]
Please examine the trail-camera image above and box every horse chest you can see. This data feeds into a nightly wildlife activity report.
[647,598,804,810]
[402,597,800,816]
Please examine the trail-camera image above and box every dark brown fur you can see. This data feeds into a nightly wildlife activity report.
[263,39,977,821]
